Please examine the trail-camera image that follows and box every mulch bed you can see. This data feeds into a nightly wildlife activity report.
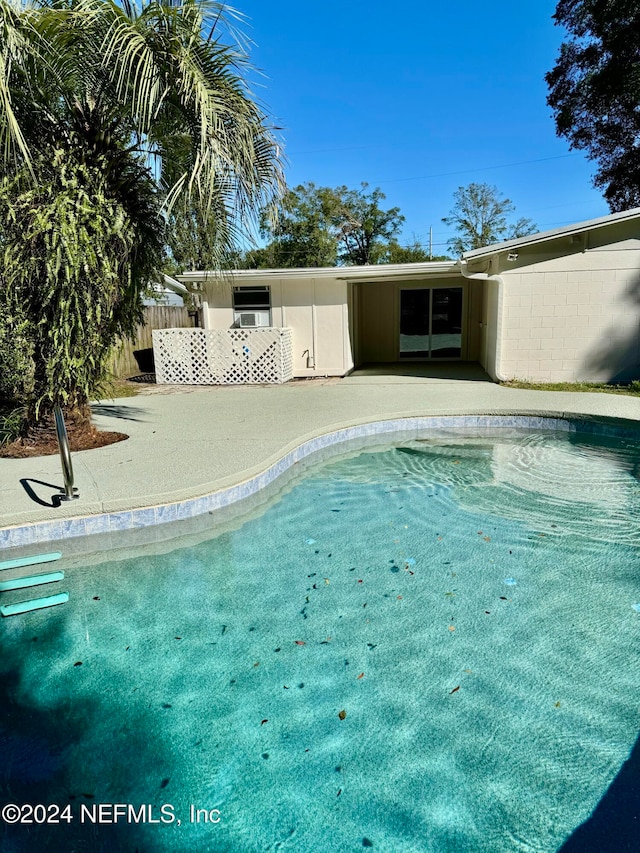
[0,422,128,458]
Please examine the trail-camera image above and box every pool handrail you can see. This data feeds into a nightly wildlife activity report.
[53,404,79,501]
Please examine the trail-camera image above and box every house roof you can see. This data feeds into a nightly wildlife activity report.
[177,259,458,286]
[162,274,189,296]
[461,206,640,260]
[176,207,640,288]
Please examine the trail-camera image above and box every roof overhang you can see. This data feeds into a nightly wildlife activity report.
[461,206,640,261]
[162,274,189,296]
[177,260,460,290]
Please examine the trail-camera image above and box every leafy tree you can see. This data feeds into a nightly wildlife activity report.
[377,239,450,264]
[442,183,537,255]
[259,182,339,267]
[331,183,404,265]
[1,148,163,422]
[0,0,283,437]
[545,0,640,211]
[257,181,405,268]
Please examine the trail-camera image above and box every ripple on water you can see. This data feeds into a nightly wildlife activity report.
[1,429,639,853]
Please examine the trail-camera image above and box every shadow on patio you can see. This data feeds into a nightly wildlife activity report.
[347,362,492,382]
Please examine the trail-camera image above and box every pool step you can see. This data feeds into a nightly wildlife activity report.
[0,552,62,572]
[0,570,65,592]
[0,552,68,616]
[1,592,69,617]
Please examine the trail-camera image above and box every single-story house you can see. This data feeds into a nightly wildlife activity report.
[143,274,190,307]
[173,207,640,384]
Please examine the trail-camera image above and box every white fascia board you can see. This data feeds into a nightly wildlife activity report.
[176,260,460,290]
[461,206,640,261]
[162,274,189,295]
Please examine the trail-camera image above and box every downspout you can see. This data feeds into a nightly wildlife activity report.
[309,280,318,370]
[459,258,508,382]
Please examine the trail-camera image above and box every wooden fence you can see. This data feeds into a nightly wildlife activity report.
[108,305,193,378]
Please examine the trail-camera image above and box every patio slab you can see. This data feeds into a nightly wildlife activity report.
[1,373,640,534]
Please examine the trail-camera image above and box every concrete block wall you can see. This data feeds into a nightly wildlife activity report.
[499,246,640,382]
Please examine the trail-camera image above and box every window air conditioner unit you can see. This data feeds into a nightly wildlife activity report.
[238,311,270,328]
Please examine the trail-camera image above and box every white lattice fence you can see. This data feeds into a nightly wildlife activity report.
[152,328,293,385]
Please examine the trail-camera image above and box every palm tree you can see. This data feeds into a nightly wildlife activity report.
[0,0,283,439]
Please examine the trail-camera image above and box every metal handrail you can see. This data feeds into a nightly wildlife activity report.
[53,405,78,501]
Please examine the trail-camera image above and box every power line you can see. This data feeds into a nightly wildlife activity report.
[371,153,582,186]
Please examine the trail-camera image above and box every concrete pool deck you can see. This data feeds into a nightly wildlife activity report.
[2,366,640,543]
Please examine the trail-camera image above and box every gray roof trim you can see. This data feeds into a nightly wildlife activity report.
[177,259,459,286]
[461,206,640,260]
[162,274,189,295]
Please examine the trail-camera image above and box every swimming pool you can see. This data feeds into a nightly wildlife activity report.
[1,427,639,852]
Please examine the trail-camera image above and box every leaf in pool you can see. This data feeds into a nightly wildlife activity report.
[73,661,82,667]
[453,460,460,464]
[324,578,330,585]
[253,662,260,668]
[477,531,483,535]
[449,685,460,694]
[284,685,289,689]
[500,596,508,601]
[175,636,182,640]
[160,778,169,789]
[357,673,364,680]
[92,596,100,601]
[162,703,172,709]
[483,536,491,542]
[295,640,306,645]
[337,788,342,797]
[445,592,456,598]
[463,669,473,674]
[554,701,561,708]
[261,719,268,725]
[338,709,347,720]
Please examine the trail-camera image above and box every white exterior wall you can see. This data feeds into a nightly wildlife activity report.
[480,278,503,381]
[199,274,354,377]
[499,240,640,382]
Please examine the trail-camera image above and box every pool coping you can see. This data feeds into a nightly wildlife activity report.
[2,410,639,550]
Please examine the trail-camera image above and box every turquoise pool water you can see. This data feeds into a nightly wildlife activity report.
[1,429,639,852]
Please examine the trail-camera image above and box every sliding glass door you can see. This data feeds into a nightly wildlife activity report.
[399,287,463,359]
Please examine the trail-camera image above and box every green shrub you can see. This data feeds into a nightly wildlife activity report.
[0,302,33,405]
[0,407,26,446]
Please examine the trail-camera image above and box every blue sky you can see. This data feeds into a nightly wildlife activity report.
[235,0,609,255]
